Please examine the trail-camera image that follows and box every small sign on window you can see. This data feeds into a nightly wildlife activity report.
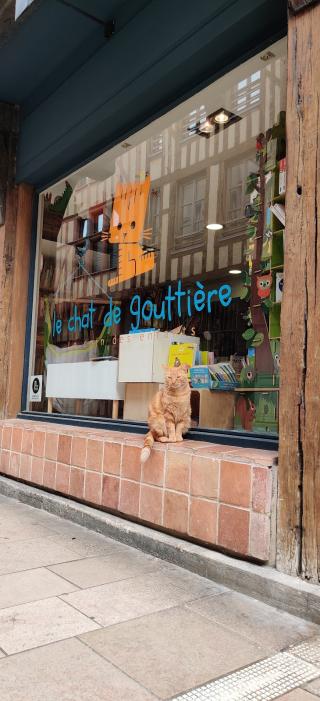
[30,375,42,402]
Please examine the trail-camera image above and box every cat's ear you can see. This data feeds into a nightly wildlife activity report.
[182,364,190,373]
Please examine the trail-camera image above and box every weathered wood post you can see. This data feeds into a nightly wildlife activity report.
[277,0,320,580]
[0,103,34,418]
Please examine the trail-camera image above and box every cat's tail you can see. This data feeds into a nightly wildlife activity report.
[140,432,155,463]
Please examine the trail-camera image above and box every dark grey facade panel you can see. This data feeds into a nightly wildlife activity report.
[10,0,286,187]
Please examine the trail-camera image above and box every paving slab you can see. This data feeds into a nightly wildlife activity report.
[0,516,55,543]
[186,591,320,651]
[45,531,128,558]
[61,571,199,627]
[0,537,82,575]
[305,677,320,697]
[49,550,162,588]
[81,606,270,699]
[0,596,99,654]
[0,637,156,701]
[160,562,228,598]
[0,568,77,609]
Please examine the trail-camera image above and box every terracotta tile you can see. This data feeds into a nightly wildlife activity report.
[11,427,23,453]
[19,453,31,481]
[58,434,72,465]
[189,498,217,544]
[103,442,121,475]
[218,505,249,555]
[163,492,188,534]
[168,439,197,451]
[195,445,232,457]
[252,466,273,514]
[31,456,44,485]
[191,456,219,499]
[56,462,70,494]
[121,445,141,481]
[45,432,59,461]
[228,448,277,466]
[119,479,140,517]
[220,460,251,508]
[140,484,163,525]
[43,459,57,490]
[102,475,120,510]
[10,452,21,477]
[22,429,34,455]
[69,467,85,500]
[86,439,103,472]
[0,450,10,474]
[71,437,87,468]
[84,471,102,505]
[165,452,190,492]
[2,426,12,450]
[33,431,45,458]
[142,450,164,487]
[250,512,271,561]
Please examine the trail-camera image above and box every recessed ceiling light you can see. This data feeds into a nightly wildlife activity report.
[199,119,215,134]
[206,223,223,230]
[229,269,242,275]
[189,108,241,139]
[214,110,229,125]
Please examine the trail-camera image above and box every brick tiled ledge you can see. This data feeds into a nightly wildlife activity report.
[0,419,277,562]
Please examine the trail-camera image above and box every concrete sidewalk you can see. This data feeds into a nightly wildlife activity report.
[0,494,320,700]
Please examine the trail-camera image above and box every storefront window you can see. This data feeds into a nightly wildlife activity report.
[28,38,287,435]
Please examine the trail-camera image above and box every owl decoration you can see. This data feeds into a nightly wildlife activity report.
[273,351,280,374]
[240,359,256,387]
[257,273,272,299]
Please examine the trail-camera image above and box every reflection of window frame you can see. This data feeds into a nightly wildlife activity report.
[224,153,256,227]
[232,70,261,115]
[145,187,161,242]
[149,133,163,156]
[181,105,207,141]
[175,172,207,249]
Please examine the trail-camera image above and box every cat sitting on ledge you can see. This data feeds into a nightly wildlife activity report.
[140,364,191,463]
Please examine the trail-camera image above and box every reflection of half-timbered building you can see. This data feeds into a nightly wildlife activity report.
[52,50,286,318]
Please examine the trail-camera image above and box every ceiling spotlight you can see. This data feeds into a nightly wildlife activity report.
[214,110,229,125]
[206,223,223,231]
[189,107,241,139]
[229,269,242,275]
[199,119,214,135]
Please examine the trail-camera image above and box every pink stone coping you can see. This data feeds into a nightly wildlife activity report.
[0,419,278,563]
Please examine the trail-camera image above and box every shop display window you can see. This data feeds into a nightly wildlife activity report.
[28,38,287,435]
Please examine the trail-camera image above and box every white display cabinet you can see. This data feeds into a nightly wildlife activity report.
[46,359,124,418]
[118,331,200,383]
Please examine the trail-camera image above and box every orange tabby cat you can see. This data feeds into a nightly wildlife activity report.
[140,364,191,463]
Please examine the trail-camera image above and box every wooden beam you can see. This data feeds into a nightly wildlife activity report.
[277,3,320,580]
[6,183,34,417]
[0,102,34,419]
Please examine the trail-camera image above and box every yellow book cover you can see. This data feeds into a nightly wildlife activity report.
[168,343,195,371]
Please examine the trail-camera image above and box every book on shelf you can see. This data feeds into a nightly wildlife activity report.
[279,158,286,194]
[270,203,285,227]
[275,272,284,302]
[168,342,196,370]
